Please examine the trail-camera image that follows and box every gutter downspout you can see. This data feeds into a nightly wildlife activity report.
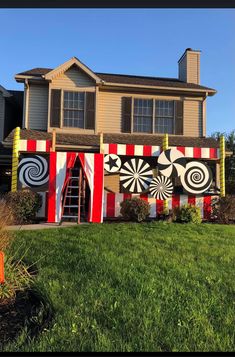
[202,92,208,137]
[25,79,29,129]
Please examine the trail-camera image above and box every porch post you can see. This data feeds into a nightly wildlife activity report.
[11,126,20,192]
[163,133,169,213]
[219,135,225,197]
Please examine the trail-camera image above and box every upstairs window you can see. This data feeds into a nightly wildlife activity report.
[130,98,177,134]
[63,91,85,128]
[155,100,174,134]
[133,99,153,133]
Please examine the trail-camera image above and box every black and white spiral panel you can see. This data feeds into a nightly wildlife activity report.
[149,176,173,200]
[180,161,212,194]
[120,158,153,193]
[18,155,49,188]
[158,148,186,178]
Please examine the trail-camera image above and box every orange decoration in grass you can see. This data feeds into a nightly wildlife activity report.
[0,251,4,284]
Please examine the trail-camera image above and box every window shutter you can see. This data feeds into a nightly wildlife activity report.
[175,101,183,135]
[50,89,61,128]
[85,92,95,130]
[122,97,132,133]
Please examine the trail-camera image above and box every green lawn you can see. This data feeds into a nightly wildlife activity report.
[3,222,235,352]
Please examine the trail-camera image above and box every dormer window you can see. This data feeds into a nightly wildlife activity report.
[63,91,85,128]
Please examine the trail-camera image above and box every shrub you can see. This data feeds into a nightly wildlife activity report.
[5,189,42,224]
[211,195,235,224]
[120,198,150,222]
[173,204,202,224]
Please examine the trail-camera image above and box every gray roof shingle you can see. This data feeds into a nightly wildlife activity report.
[4,129,220,148]
[16,68,216,93]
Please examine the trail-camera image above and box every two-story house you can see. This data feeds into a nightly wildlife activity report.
[4,48,221,223]
[0,85,23,192]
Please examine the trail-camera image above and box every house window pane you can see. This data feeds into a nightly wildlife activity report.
[155,100,174,134]
[133,99,152,133]
[63,91,85,128]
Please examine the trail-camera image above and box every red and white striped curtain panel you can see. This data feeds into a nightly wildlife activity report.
[47,152,104,223]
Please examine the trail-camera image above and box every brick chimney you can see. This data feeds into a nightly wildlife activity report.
[178,48,201,84]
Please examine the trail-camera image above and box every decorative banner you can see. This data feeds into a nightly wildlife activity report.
[18,155,49,189]
[104,154,121,173]
[149,176,173,200]
[180,161,213,195]
[120,158,153,193]
[158,148,186,178]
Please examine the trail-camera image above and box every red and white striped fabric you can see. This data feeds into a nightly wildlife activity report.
[170,146,220,159]
[79,153,104,223]
[19,139,52,152]
[103,192,218,220]
[103,143,219,159]
[47,152,104,223]
[103,143,161,157]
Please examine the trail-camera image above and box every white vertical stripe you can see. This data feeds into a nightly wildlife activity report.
[180,195,188,207]
[19,139,27,151]
[201,148,210,159]
[168,197,172,211]
[148,196,156,217]
[55,152,67,223]
[115,193,124,217]
[152,146,161,157]
[103,143,109,154]
[217,148,220,159]
[134,145,143,156]
[117,144,126,156]
[103,191,107,218]
[195,195,204,218]
[185,147,194,158]
[84,153,95,222]
[36,140,46,152]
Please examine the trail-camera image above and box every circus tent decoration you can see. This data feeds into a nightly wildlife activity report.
[18,155,49,188]
[149,176,173,200]
[120,158,153,193]
[180,161,213,195]
[47,152,104,224]
[104,154,121,173]
[158,148,186,178]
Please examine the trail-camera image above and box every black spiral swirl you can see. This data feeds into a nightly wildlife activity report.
[149,176,173,200]
[18,155,49,188]
[180,161,212,194]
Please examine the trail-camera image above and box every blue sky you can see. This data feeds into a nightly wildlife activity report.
[0,9,234,135]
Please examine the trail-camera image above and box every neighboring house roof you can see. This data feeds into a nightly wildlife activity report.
[4,129,220,148]
[7,90,24,109]
[15,66,216,94]
[0,85,12,98]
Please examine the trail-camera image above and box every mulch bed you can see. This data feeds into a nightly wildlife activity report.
[0,289,53,349]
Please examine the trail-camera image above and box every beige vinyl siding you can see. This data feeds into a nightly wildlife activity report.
[0,94,5,141]
[104,173,120,193]
[98,90,184,133]
[183,100,203,137]
[187,53,200,85]
[51,66,95,89]
[28,84,48,130]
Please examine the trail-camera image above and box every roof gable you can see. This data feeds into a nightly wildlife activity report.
[44,57,102,84]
